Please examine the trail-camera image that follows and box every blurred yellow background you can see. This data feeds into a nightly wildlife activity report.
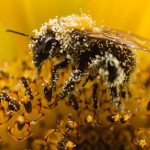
[0,0,150,62]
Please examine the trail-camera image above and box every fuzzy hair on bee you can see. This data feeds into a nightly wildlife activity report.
[7,13,150,111]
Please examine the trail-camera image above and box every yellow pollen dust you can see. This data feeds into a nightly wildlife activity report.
[139,139,147,148]
[66,141,76,149]
[112,114,120,122]
[86,115,93,123]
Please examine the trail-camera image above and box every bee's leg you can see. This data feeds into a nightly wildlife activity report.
[58,69,84,100]
[92,83,99,109]
[81,76,90,88]
[68,94,79,111]
[45,59,68,102]
[81,74,95,88]
[33,66,42,81]
[108,86,124,111]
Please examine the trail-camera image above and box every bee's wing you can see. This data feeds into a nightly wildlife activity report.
[80,28,150,52]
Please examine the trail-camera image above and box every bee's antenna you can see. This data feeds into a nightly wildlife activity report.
[6,30,36,40]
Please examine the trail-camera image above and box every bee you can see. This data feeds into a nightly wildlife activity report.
[7,14,150,111]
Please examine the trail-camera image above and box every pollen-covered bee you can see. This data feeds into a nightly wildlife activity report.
[7,14,150,111]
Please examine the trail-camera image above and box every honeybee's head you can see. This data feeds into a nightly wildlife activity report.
[6,30,59,68]
[32,31,59,67]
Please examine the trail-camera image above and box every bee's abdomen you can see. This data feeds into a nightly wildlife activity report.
[87,40,137,88]
[107,43,136,87]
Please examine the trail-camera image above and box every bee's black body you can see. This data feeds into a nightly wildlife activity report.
[31,24,137,110]
[8,14,149,111]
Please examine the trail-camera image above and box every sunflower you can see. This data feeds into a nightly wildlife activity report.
[0,0,150,150]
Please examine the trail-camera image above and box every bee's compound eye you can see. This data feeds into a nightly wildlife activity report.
[44,37,55,53]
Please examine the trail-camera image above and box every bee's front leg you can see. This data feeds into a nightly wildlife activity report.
[58,68,85,100]
[32,66,42,81]
[49,68,85,108]
[44,59,68,102]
